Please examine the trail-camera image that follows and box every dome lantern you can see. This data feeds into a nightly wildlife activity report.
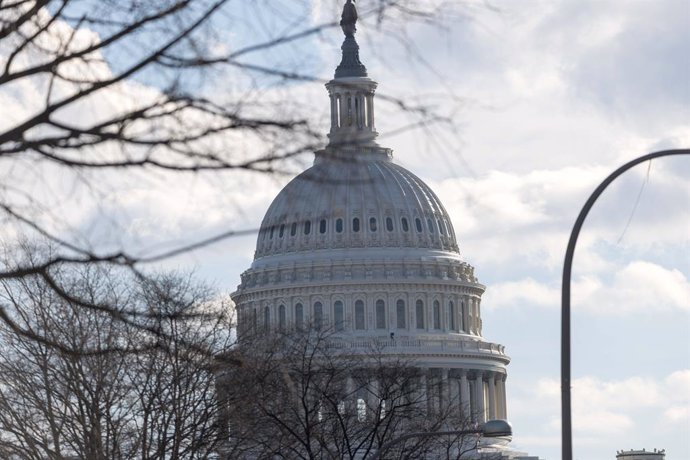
[326,0,379,149]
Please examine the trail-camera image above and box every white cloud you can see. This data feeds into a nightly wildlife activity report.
[575,261,690,314]
[510,369,690,454]
[483,278,559,310]
[484,260,689,314]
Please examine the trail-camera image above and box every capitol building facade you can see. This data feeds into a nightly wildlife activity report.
[227,1,535,458]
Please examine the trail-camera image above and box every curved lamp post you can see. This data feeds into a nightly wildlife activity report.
[369,419,513,460]
[561,148,690,460]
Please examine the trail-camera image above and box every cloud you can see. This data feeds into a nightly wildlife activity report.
[484,260,689,314]
[510,369,690,451]
[483,278,559,310]
[576,261,690,314]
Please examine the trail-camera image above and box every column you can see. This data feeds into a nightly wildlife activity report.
[475,372,486,423]
[459,370,471,421]
[462,298,470,333]
[414,372,425,411]
[500,375,508,419]
[449,371,459,415]
[345,374,355,413]
[339,94,345,128]
[422,369,432,415]
[440,368,449,409]
[330,95,337,130]
[367,377,379,420]
[487,372,496,420]
[367,93,375,129]
[358,93,365,128]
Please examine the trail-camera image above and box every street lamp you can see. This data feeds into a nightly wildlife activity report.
[561,149,690,460]
[369,419,513,460]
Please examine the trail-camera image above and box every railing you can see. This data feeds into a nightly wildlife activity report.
[325,337,506,356]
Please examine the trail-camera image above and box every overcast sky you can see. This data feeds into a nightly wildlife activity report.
[1,1,688,459]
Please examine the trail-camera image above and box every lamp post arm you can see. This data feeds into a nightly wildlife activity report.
[561,148,690,460]
[369,429,482,460]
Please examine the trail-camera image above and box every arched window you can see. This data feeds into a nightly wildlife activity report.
[313,301,323,329]
[352,217,360,232]
[396,299,406,329]
[319,219,327,234]
[334,300,344,331]
[295,303,304,330]
[438,219,445,235]
[355,300,365,330]
[336,218,344,233]
[369,217,377,232]
[357,398,366,422]
[433,300,441,329]
[264,306,271,331]
[291,222,297,236]
[279,304,286,331]
[269,226,275,239]
[415,300,424,329]
[375,299,386,329]
[415,218,423,233]
[427,218,434,233]
[279,224,285,238]
[449,301,456,331]
[304,220,311,235]
[386,217,394,232]
[401,217,409,232]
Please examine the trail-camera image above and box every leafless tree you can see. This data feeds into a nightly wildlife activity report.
[0,244,232,459]
[217,326,481,459]
[0,0,467,352]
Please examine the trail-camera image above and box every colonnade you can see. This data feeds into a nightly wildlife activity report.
[336,368,507,423]
[419,368,507,422]
[348,368,507,423]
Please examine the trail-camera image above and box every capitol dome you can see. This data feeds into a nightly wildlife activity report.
[255,152,459,260]
[232,0,509,427]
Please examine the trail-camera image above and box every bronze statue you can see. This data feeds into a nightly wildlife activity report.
[340,0,357,37]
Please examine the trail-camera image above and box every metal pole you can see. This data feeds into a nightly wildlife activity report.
[561,149,689,460]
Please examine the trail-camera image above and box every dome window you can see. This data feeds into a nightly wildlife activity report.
[319,219,327,234]
[449,301,456,331]
[352,217,360,232]
[290,222,297,236]
[269,226,275,239]
[336,218,344,233]
[313,301,323,329]
[375,299,386,329]
[415,218,423,233]
[401,217,409,232]
[385,217,394,232]
[264,306,271,331]
[396,299,406,329]
[437,219,445,235]
[433,300,441,329]
[295,303,304,330]
[369,217,377,232]
[415,300,425,329]
[355,300,365,330]
[427,218,434,233]
[304,220,311,235]
[279,224,285,238]
[334,300,344,331]
[278,304,286,331]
